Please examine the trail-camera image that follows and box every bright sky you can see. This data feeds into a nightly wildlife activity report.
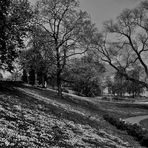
[30,0,142,29]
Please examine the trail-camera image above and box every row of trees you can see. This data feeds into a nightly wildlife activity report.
[107,68,145,97]
[1,0,148,97]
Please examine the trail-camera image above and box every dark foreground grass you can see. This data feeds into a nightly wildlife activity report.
[0,81,145,147]
[15,84,145,147]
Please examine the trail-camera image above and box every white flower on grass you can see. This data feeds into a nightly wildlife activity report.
[5,140,10,146]
[13,105,22,111]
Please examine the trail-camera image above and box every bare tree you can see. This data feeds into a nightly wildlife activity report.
[92,1,148,88]
[33,0,95,96]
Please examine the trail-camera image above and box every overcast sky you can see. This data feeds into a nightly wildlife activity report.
[80,0,142,28]
[30,0,142,29]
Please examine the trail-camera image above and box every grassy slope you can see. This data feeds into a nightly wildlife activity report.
[0,82,146,147]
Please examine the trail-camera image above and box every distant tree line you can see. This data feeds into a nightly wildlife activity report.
[107,67,145,97]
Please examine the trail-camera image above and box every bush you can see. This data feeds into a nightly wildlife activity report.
[141,133,148,146]
[101,97,110,101]
[72,80,102,97]
[103,113,148,147]
[62,87,69,93]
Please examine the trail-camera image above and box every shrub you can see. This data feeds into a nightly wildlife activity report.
[141,133,148,146]
[62,88,69,93]
[72,80,102,97]
[103,113,148,147]
[101,97,110,101]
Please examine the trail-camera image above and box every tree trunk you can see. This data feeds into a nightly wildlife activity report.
[41,74,47,88]
[56,45,63,97]
[29,68,35,86]
[57,73,62,97]
[35,72,37,86]
[41,74,45,87]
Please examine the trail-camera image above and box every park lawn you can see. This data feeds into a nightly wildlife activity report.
[16,84,148,147]
[97,101,148,119]
[24,85,148,119]
[0,82,146,147]
[0,86,130,147]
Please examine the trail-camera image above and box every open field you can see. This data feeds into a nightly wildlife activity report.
[0,81,147,147]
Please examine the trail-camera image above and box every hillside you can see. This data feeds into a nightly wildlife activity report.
[0,82,146,147]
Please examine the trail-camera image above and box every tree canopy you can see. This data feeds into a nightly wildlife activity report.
[0,0,33,71]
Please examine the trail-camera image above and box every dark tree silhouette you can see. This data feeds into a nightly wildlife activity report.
[0,0,32,71]
[22,69,28,83]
